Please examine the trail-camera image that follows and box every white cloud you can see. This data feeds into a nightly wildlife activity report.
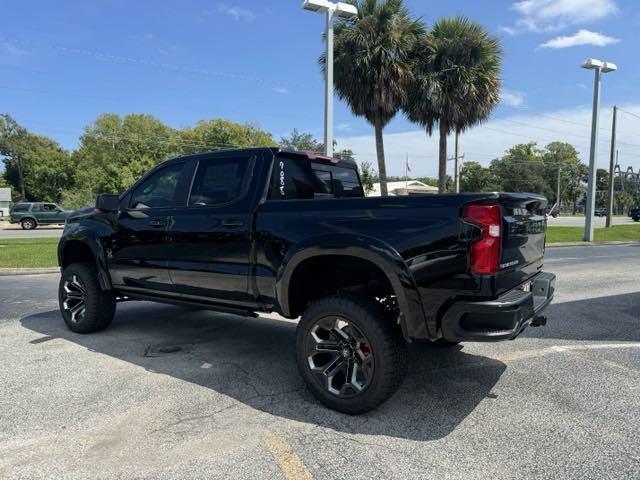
[216,3,256,22]
[498,26,517,36]
[0,41,27,56]
[337,123,351,131]
[273,87,289,94]
[337,104,640,178]
[540,29,619,48]
[502,89,526,107]
[508,0,618,33]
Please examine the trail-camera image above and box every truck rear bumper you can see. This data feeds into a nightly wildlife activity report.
[441,271,556,342]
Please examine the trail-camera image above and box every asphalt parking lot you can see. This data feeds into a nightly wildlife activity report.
[1,244,639,479]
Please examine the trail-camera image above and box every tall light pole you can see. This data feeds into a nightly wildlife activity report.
[581,58,617,242]
[606,105,617,228]
[302,0,358,157]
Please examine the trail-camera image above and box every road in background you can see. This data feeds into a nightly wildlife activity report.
[0,224,63,238]
[548,215,637,227]
[0,245,639,478]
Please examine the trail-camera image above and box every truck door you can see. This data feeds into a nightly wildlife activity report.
[166,153,257,307]
[109,161,190,291]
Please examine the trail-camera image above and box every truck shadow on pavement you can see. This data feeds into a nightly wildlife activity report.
[20,302,506,442]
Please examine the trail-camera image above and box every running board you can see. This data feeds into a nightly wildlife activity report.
[120,291,259,318]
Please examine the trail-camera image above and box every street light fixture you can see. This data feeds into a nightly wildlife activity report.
[581,58,617,242]
[302,0,358,157]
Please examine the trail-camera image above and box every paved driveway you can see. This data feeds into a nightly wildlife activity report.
[1,245,639,479]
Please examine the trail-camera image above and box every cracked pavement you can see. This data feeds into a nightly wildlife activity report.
[0,244,639,479]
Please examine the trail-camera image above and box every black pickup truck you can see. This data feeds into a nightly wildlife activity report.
[58,148,555,413]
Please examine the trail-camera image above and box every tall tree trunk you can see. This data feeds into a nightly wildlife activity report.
[438,121,448,194]
[374,119,388,196]
[454,129,460,193]
[17,156,26,200]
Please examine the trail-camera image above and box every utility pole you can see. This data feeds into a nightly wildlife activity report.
[404,152,408,190]
[606,105,617,228]
[556,164,561,213]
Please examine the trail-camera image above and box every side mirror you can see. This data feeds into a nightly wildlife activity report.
[95,194,120,212]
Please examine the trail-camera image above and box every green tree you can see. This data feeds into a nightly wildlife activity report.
[490,143,550,196]
[280,129,356,162]
[280,129,324,152]
[542,142,586,212]
[405,17,501,193]
[73,113,179,198]
[460,161,499,192]
[325,0,423,196]
[613,191,634,215]
[595,168,609,209]
[358,160,377,194]
[1,114,74,202]
[0,114,30,199]
[179,119,274,156]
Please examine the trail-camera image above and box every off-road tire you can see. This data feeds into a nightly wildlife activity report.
[59,262,115,333]
[21,218,37,230]
[296,295,408,414]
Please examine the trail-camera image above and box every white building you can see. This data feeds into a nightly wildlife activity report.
[0,188,10,218]
[367,181,438,197]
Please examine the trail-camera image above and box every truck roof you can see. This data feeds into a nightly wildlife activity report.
[158,147,358,170]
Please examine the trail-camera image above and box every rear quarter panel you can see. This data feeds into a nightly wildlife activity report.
[254,194,493,336]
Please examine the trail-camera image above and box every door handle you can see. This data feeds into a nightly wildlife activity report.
[149,219,167,228]
[222,219,244,228]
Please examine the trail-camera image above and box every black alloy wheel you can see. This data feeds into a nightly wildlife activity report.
[296,295,407,414]
[304,315,375,398]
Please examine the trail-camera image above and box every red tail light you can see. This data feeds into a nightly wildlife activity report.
[463,204,502,274]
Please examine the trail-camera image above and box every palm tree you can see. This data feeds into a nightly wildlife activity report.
[321,0,423,196]
[405,17,502,193]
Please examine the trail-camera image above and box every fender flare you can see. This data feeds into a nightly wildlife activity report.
[58,229,112,291]
[275,234,430,340]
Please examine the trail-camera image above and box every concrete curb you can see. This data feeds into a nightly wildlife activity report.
[0,267,59,276]
[547,241,640,248]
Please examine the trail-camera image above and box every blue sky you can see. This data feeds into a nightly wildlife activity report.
[1,0,639,177]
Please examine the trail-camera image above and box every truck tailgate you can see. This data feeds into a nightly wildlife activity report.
[497,193,548,294]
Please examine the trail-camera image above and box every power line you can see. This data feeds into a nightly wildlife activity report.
[0,36,290,89]
[0,84,315,123]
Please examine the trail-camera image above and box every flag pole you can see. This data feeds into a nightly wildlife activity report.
[405,153,408,190]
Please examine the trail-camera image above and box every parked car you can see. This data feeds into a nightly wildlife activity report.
[10,202,72,229]
[594,208,607,217]
[629,207,640,222]
[57,148,556,413]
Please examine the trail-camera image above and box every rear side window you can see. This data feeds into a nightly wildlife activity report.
[270,157,314,200]
[270,157,363,200]
[31,204,43,212]
[189,156,250,206]
[130,163,185,209]
[11,204,30,212]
